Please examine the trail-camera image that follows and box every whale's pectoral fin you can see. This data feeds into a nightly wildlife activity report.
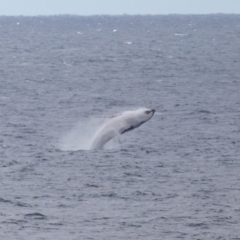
[121,125,135,134]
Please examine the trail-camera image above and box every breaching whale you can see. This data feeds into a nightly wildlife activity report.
[90,108,155,150]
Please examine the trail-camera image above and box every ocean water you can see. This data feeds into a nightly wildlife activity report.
[0,15,240,239]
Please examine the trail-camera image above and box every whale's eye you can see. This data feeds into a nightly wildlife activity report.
[145,110,151,114]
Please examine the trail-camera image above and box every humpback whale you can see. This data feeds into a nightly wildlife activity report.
[90,108,155,150]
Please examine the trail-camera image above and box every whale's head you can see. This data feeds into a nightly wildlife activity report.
[124,108,155,128]
[136,108,155,123]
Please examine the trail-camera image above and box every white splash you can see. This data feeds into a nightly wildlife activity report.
[57,117,105,151]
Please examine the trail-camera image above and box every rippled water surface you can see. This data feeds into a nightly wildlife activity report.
[0,15,240,239]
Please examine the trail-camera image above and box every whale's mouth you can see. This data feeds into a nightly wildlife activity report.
[145,109,155,115]
[150,109,155,116]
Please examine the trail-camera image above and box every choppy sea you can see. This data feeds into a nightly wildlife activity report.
[0,15,240,239]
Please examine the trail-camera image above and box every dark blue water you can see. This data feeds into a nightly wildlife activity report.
[0,15,240,239]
